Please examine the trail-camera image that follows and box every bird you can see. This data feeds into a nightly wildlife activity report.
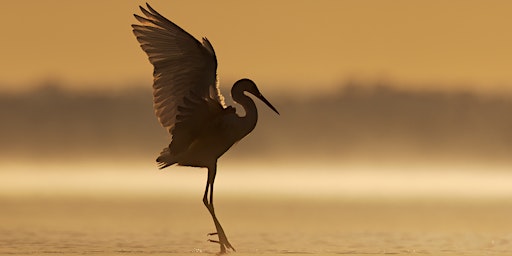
[131,3,279,254]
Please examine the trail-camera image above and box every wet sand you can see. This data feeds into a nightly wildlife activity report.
[1,195,511,255]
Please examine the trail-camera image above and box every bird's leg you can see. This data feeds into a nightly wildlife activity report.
[206,183,233,249]
[203,165,235,254]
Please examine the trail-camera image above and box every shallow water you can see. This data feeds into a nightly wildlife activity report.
[1,196,511,255]
[1,165,512,255]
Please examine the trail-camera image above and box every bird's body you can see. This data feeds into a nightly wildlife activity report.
[158,97,243,168]
[132,3,279,254]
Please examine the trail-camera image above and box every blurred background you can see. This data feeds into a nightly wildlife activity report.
[1,1,512,254]
[2,0,512,184]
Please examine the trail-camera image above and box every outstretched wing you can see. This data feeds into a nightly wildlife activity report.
[132,3,226,134]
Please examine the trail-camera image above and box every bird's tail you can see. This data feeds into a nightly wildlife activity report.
[156,147,176,169]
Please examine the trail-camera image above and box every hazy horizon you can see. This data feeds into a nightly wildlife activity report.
[2,79,511,169]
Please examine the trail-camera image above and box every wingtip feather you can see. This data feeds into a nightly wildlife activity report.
[139,5,147,13]
[133,14,148,23]
[146,3,158,15]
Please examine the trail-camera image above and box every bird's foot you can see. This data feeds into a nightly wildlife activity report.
[207,232,235,253]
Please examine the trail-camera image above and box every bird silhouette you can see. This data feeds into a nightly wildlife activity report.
[132,3,279,253]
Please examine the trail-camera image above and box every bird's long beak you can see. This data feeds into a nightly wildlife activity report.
[257,94,280,115]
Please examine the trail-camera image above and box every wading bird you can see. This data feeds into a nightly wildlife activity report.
[132,3,279,254]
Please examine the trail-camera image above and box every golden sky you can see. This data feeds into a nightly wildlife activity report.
[2,0,512,94]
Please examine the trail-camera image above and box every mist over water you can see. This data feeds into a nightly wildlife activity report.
[1,81,512,255]
[3,163,512,200]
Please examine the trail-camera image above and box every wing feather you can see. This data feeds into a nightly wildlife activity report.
[132,3,225,135]
[170,93,225,155]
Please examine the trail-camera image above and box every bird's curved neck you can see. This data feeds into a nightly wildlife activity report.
[232,89,258,137]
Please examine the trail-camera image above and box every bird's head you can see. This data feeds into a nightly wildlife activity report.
[233,78,280,115]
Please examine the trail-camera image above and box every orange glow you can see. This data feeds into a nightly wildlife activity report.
[1,1,512,94]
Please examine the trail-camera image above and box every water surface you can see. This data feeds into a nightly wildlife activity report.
[1,165,511,255]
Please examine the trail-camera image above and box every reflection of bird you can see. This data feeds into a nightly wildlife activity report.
[132,3,279,253]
